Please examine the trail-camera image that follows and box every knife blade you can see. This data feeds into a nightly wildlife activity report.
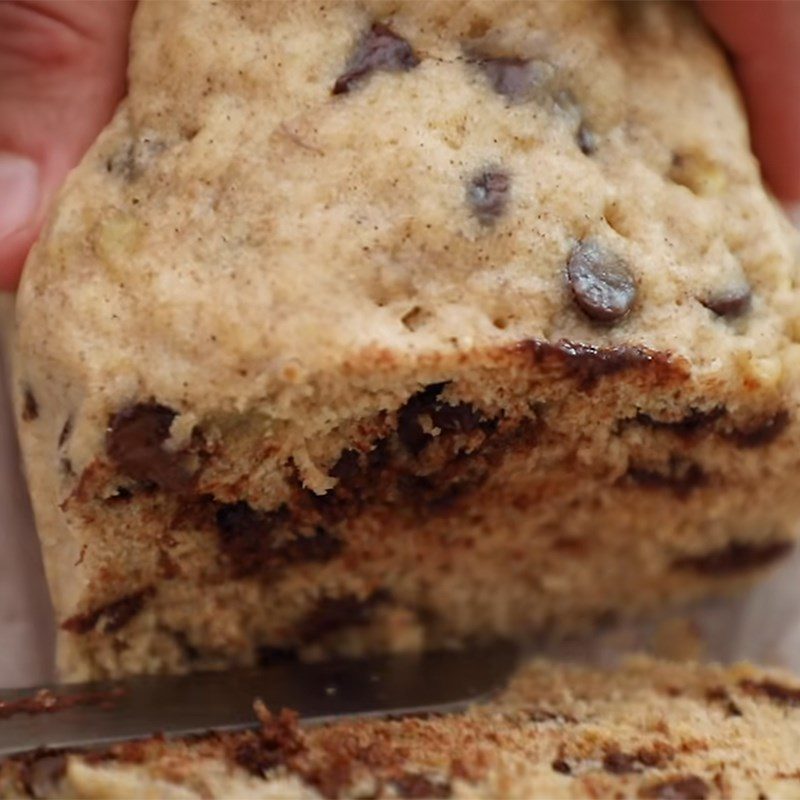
[0,643,518,757]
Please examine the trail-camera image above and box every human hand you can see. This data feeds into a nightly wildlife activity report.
[699,0,800,209]
[0,1,133,292]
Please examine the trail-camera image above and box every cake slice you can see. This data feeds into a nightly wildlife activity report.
[3,656,800,798]
[13,0,800,679]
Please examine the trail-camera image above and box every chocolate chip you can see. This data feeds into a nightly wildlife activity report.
[739,678,800,707]
[329,449,361,483]
[603,751,639,774]
[332,23,418,95]
[577,122,597,155]
[674,540,793,576]
[521,339,680,391]
[467,169,510,223]
[105,137,166,181]
[396,383,447,455]
[705,687,743,717]
[700,284,752,318]
[527,709,576,724]
[431,401,483,434]
[22,388,38,421]
[476,57,550,102]
[551,759,572,775]
[634,407,726,438]
[58,416,73,448]
[216,500,343,577]
[639,776,709,799]
[106,403,191,491]
[62,588,153,634]
[567,240,636,323]
[390,774,452,799]
[280,527,342,564]
[105,486,134,504]
[725,411,789,449]
[627,457,707,499]
[21,752,68,799]
[215,501,291,577]
[397,383,487,455]
[256,646,297,666]
[298,591,389,642]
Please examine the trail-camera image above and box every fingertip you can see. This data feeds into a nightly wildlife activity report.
[0,229,34,292]
[698,0,800,203]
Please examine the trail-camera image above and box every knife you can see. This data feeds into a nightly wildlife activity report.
[0,643,518,757]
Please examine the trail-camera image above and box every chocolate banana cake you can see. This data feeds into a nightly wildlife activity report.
[13,0,800,678]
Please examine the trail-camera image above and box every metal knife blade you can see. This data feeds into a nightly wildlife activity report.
[0,643,518,757]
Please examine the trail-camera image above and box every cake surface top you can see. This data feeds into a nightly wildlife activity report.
[15,0,800,416]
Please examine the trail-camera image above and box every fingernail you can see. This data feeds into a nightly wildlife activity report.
[0,154,40,239]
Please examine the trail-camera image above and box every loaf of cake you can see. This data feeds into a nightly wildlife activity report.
[3,656,800,798]
[13,0,800,679]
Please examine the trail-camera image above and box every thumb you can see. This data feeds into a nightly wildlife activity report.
[0,1,134,291]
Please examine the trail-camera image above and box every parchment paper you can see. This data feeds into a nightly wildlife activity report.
[2,294,800,689]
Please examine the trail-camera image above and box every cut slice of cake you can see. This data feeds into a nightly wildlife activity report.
[13,0,800,679]
[3,657,800,798]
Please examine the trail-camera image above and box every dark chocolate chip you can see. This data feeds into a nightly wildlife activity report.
[467,169,510,223]
[431,401,483,434]
[476,57,549,102]
[21,752,68,799]
[58,416,73,448]
[397,383,487,456]
[705,687,743,717]
[106,403,191,492]
[700,284,752,318]
[217,498,341,572]
[22,388,38,421]
[332,22,418,95]
[329,449,361,482]
[551,759,572,775]
[627,457,707,499]
[105,486,134,504]
[256,646,297,666]
[527,709,569,723]
[215,501,291,577]
[520,338,680,391]
[105,137,166,182]
[396,383,447,455]
[739,678,800,707]
[390,774,452,799]
[725,410,789,449]
[567,239,636,323]
[577,122,597,155]
[105,141,136,180]
[603,751,639,774]
[62,588,153,635]
[280,527,342,564]
[639,776,709,799]
[634,406,726,438]
[674,540,793,575]
[298,591,389,642]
